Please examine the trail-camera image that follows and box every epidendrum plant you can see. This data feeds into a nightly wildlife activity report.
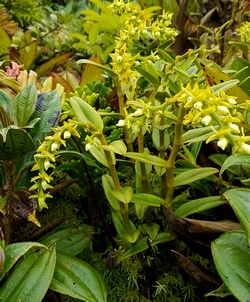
[26,0,250,301]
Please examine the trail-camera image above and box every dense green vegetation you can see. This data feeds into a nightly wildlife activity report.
[0,0,250,301]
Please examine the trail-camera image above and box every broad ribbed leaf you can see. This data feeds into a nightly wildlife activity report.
[0,89,12,118]
[29,91,61,143]
[223,188,250,245]
[0,127,35,160]
[39,225,93,256]
[0,242,46,281]
[212,231,250,301]
[50,253,107,302]
[0,242,56,302]
[175,196,225,217]
[174,168,218,187]
[11,82,37,127]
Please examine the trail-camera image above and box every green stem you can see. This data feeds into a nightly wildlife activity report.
[116,81,133,152]
[164,104,185,208]
[159,115,168,198]
[138,128,148,193]
[99,133,132,234]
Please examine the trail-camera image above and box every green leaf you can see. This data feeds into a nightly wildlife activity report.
[102,175,120,211]
[11,82,37,127]
[142,223,159,240]
[223,188,250,245]
[70,96,103,131]
[88,143,109,167]
[77,59,116,77]
[111,212,127,238]
[130,193,164,207]
[0,127,35,160]
[0,241,46,281]
[39,225,93,256]
[19,31,38,70]
[111,186,133,204]
[29,90,61,143]
[0,89,12,118]
[58,150,100,168]
[174,167,218,187]
[182,126,216,143]
[175,196,225,217]
[231,56,250,96]
[212,230,250,301]
[0,241,56,302]
[211,79,240,94]
[133,65,159,90]
[99,140,127,155]
[0,26,11,56]
[220,153,250,176]
[125,152,167,167]
[50,253,107,302]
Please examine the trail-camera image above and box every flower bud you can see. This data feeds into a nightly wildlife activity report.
[228,97,237,105]
[63,131,71,139]
[201,115,212,125]
[228,122,240,133]
[217,105,229,114]
[217,138,228,150]
[241,143,250,154]
[194,101,203,109]
[116,119,126,127]
[116,55,123,63]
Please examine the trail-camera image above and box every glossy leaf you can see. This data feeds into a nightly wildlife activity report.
[182,126,216,144]
[70,96,103,131]
[11,82,37,127]
[0,241,56,302]
[0,127,35,160]
[0,241,46,281]
[134,65,159,89]
[0,89,12,118]
[220,153,250,176]
[99,140,127,155]
[175,196,225,217]
[212,230,250,301]
[102,175,120,211]
[174,167,218,187]
[130,193,164,207]
[111,186,133,204]
[223,188,250,245]
[29,90,61,143]
[125,152,167,167]
[39,225,93,256]
[50,253,107,302]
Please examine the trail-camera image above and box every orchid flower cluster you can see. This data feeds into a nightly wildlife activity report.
[29,120,80,210]
[109,1,177,101]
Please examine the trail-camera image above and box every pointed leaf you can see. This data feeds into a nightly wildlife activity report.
[102,175,120,211]
[99,140,127,155]
[182,126,216,143]
[130,193,164,207]
[0,127,35,160]
[50,253,107,302]
[11,82,37,127]
[220,153,250,175]
[175,196,225,217]
[70,96,103,131]
[80,54,106,86]
[125,152,168,167]
[110,186,133,204]
[174,168,218,187]
[0,241,56,302]
[39,225,93,256]
[212,230,250,301]
[0,242,46,281]
[223,188,250,245]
